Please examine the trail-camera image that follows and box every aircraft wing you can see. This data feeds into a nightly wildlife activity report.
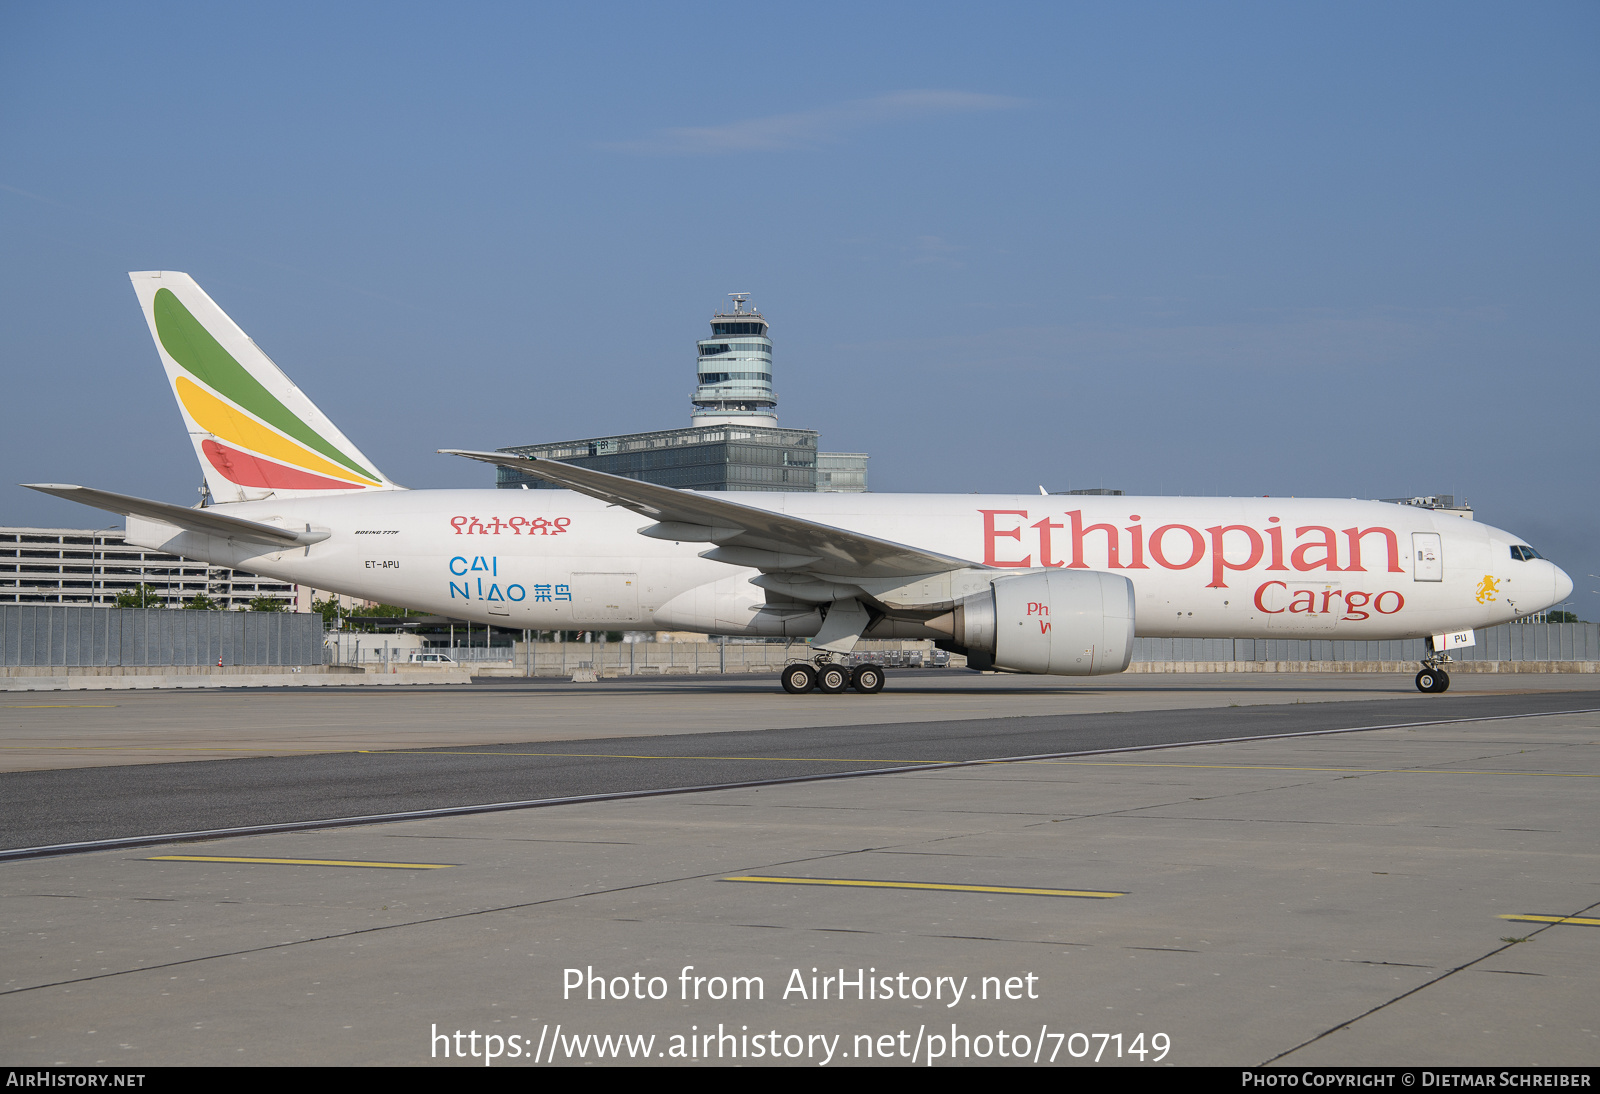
[440,450,982,581]
[21,484,329,547]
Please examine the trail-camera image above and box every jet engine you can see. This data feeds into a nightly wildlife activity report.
[928,570,1136,675]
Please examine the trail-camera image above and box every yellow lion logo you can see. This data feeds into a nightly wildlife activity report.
[1476,575,1499,604]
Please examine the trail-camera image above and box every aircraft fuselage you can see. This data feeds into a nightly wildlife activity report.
[125,489,1564,641]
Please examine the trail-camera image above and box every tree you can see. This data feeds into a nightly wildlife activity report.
[115,583,164,609]
[340,603,424,632]
[310,596,343,625]
[1548,610,1582,623]
[365,603,423,617]
[183,593,221,610]
[248,594,288,612]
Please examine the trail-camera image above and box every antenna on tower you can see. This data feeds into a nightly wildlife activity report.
[728,292,750,314]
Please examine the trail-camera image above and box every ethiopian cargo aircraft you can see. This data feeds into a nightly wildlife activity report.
[25,272,1573,695]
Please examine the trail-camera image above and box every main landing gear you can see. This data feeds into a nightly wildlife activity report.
[781,658,885,695]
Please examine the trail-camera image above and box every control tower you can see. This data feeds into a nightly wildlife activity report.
[495,291,866,493]
[692,293,777,428]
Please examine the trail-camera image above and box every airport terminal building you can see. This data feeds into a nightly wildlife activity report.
[0,527,301,610]
[496,295,868,494]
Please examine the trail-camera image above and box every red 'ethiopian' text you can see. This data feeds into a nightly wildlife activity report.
[982,510,1409,619]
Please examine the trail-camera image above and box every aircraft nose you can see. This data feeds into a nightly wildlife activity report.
[1553,563,1573,606]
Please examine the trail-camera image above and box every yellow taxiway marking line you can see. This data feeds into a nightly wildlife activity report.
[359,750,950,764]
[1028,761,1597,777]
[148,855,457,869]
[721,876,1124,899]
[1499,914,1600,927]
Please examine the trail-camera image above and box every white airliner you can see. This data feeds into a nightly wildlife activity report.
[25,272,1573,695]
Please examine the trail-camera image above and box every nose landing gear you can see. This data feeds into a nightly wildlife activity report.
[1415,667,1451,693]
[1415,646,1452,694]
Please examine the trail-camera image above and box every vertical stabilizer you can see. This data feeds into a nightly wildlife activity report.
[128,271,402,503]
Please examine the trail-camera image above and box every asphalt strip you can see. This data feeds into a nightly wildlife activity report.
[2,691,1595,861]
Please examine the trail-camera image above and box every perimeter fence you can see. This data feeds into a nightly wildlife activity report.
[0,605,328,668]
[5,605,1591,672]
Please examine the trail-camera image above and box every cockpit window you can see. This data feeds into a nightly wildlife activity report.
[1510,545,1544,561]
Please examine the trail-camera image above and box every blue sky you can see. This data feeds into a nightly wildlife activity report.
[4,2,1598,615]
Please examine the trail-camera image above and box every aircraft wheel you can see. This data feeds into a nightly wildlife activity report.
[781,664,817,694]
[851,665,885,694]
[1415,668,1449,694]
[816,664,850,694]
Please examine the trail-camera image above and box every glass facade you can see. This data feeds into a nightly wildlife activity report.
[816,452,869,493]
[698,342,771,357]
[496,425,820,493]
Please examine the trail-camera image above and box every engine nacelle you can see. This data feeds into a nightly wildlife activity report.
[939,570,1135,675]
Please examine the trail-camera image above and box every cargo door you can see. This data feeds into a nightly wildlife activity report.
[571,572,640,624]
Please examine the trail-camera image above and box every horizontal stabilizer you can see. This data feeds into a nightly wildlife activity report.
[21,484,329,547]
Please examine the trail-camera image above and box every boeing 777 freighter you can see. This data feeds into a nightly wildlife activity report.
[23,273,1574,695]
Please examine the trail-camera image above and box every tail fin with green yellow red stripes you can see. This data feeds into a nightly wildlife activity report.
[128,271,402,503]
